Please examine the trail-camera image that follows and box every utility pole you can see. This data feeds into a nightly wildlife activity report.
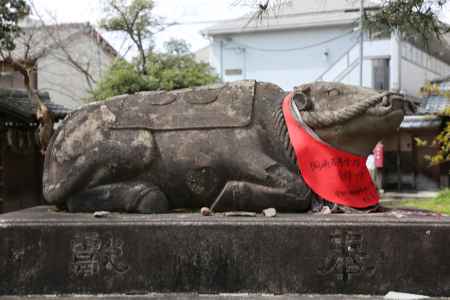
[359,0,364,87]
[220,40,224,81]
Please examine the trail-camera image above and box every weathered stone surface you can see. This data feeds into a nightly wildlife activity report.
[1,206,450,296]
[42,81,412,213]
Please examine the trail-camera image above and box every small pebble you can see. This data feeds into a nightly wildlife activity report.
[262,208,277,217]
[93,211,110,218]
[384,291,430,299]
[320,206,332,215]
[391,211,405,218]
[201,207,212,216]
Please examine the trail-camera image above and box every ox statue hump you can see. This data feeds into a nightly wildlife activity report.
[43,81,410,213]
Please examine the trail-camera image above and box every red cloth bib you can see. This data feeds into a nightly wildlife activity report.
[283,93,379,208]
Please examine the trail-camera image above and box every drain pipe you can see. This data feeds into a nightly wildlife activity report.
[390,28,402,92]
[359,0,364,87]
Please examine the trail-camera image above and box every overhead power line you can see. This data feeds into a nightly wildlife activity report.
[166,19,237,26]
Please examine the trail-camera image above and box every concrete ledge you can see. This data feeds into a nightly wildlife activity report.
[1,206,450,296]
[381,191,439,201]
[0,294,448,300]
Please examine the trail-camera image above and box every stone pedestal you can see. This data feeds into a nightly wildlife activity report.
[1,206,449,296]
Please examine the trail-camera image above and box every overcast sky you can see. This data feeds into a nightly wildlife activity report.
[30,0,252,55]
[30,0,450,56]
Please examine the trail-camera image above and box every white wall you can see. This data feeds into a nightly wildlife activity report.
[342,37,450,95]
[340,59,373,88]
[399,42,450,96]
[325,39,391,87]
[210,25,357,90]
[210,27,450,96]
[38,34,115,109]
[400,60,440,96]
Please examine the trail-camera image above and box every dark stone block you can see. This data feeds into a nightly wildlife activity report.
[1,206,450,296]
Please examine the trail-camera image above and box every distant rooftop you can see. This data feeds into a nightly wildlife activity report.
[401,91,450,129]
[0,88,71,122]
[203,0,378,35]
[11,18,118,60]
[400,115,442,130]
[417,95,450,115]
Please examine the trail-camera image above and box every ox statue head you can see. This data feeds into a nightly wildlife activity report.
[292,82,415,156]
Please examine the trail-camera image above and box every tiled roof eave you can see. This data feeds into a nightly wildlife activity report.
[0,89,71,121]
[400,114,442,130]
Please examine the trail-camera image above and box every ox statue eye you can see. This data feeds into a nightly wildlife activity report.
[327,89,340,97]
[293,92,312,111]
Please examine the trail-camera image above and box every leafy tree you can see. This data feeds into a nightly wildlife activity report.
[97,1,217,100]
[91,39,218,100]
[429,108,450,165]
[146,52,217,91]
[164,38,191,55]
[100,0,169,75]
[145,39,217,91]
[0,0,29,51]
[363,0,449,45]
[91,59,149,100]
[418,83,450,166]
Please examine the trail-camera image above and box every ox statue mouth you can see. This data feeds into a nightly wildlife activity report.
[367,93,414,117]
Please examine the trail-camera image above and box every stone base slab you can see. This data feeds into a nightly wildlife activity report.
[1,206,449,296]
[0,294,448,300]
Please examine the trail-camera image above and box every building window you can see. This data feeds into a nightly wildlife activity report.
[372,58,390,91]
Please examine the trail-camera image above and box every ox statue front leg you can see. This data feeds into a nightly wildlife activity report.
[211,164,312,213]
[64,182,169,213]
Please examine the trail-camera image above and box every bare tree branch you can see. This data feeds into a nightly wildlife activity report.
[0,0,118,151]
[28,1,98,92]
[233,0,290,26]
[0,51,53,153]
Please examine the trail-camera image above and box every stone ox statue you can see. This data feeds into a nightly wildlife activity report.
[43,81,410,213]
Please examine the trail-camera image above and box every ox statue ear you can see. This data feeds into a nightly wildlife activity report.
[292,89,312,111]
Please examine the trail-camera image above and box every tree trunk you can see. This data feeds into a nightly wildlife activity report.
[4,58,54,153]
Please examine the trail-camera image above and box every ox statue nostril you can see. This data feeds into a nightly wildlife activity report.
[388,94,408,111]
[389,93,417,114]
[405,100,418,114]
[381,96,391,107]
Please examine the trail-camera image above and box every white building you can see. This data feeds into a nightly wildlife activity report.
[0,21,117,109]
[203,0,450,96]
[36,23,117,109]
